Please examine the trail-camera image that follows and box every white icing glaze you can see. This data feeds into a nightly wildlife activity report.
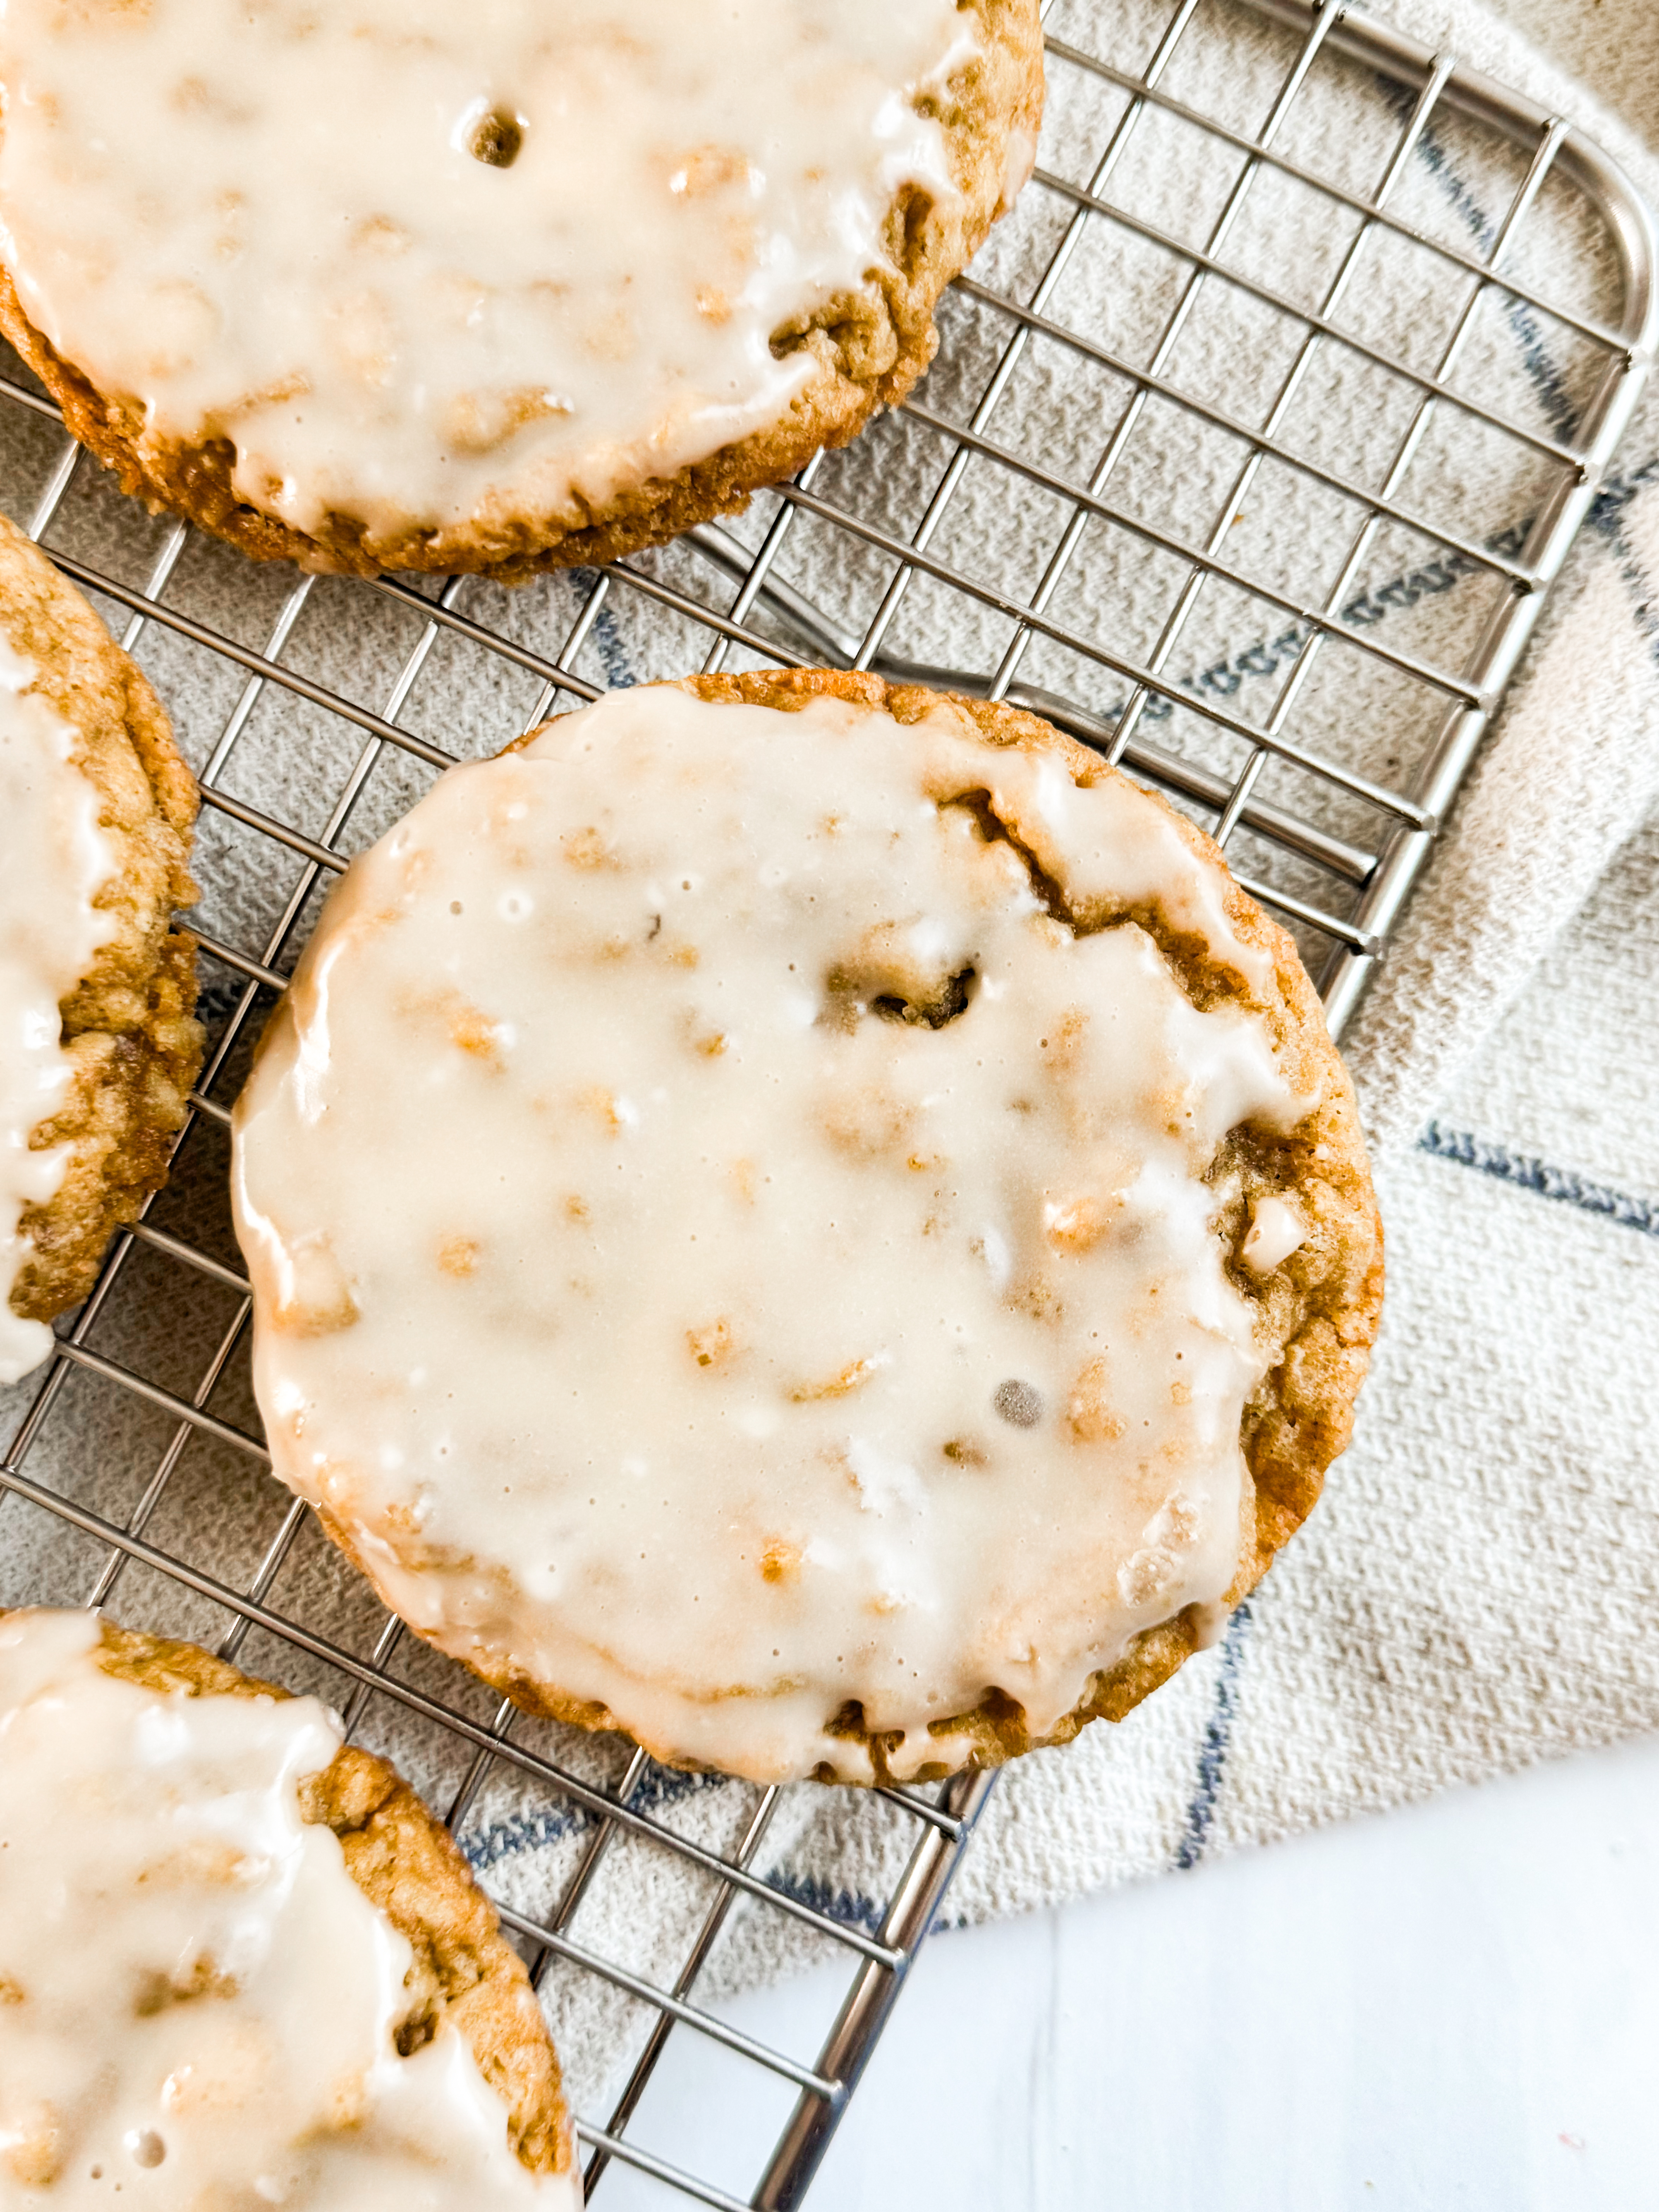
[997,125,1039,216]
[0,1608,577,2209]
[232,687,1309,1784]
[0,0,976,543]
[1241,1194,1306,1274]
[0,644,114,1386]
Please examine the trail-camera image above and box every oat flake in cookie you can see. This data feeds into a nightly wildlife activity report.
[0,0,1043,579]
[231,672,1383,1786]
[0,515,202,1386]
[0,1607,578,2205]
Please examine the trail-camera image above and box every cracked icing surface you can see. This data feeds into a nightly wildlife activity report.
[233,683,1319,1784]
[0,0,976,548]
[0,1608,577,2208]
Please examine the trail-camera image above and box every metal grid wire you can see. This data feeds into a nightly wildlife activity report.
[0,0,1652,2204]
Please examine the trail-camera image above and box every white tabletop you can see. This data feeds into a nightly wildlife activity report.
[604,1731,1659,2209]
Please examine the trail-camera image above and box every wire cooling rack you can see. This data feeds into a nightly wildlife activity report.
[0,1,1652,2204]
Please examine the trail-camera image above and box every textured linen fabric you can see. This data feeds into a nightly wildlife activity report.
[0,0,1656,2116]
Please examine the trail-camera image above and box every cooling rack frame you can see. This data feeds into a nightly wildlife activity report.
[1,1,1654,2205]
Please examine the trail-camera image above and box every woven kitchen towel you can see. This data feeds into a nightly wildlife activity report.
[2,0,1658,2118]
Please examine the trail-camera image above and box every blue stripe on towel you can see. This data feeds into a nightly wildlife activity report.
[1588,450,1659,538]
[1173,1602,1254,1872]
[1419,1123,1659,1237]
[569,567,637,689]
[771,1872,886,1934]
[1409,115,1584,440]
[462,1759,722,1872]
[462,1762,886,1935]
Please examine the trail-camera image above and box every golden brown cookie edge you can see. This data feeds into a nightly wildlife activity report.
[0,514,206,1331]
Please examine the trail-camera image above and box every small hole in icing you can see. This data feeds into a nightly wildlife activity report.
[469,109,525,168]
[124,2131,165,2169]
[870,965,978,1030]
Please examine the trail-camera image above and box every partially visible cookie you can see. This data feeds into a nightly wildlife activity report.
[0,0,1043,578]
[0,513,203,1384]
[0,1606,578,2203]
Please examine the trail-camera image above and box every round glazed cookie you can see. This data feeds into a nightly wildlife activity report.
[0,514,203,1386]
[0,1606,577,2204]
[231,670,1383,1787]
[0,1,1044,580]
